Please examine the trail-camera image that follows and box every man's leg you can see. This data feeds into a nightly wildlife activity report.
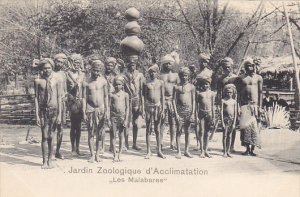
[55,123,64,159]
[41,125,48,169]
[75,116,82,155]
[95,116,104,162]
[111,122,118,162]
[87,116,95,162]
[156,117,165,159]
[132,107,141,150]
[203,122,212,158]
[222,126,228,157]
[175,122,183,159]
[230,129,236,152]
[168,111,176,150]
[184,123,193,158]
[199,118,205,158]
[226,127,233,157]
[145,114,151,159]
[48,116,57,168]
[118,126,124,161]
[70,115,76,155]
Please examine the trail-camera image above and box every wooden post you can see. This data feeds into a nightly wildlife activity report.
[283,3,300,110]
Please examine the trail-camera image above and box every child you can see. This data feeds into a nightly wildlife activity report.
[195,74,215,158]
[221,84,237,158]
[142,64,165,159]
[110,76,129,162]
[173,67,196,159]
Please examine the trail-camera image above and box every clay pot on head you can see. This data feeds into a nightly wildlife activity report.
[125,7,140,21]
[125,21,141,36]
[120,36,144,56]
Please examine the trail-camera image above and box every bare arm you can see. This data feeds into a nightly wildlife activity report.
[233,101,237,127]
[82,82,87,121]
[161,81,165,113]
[172,86,179,119]
[56,80,62,123]
[139,74,145,113]
[104,81,110,120]
[141,81,146,116]
[191,85,196,120]
[34,80,40,126]
[125,93,130,126]
[220,100,225,128]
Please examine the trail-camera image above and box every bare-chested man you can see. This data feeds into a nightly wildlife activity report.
[110,76,129,162]
[142,64,166,159]
[195,74,215,158]
[82,60,110,162]
[159,54,180,150]
[34,58,62,169]
[173,67,196,159]
[221,84,237,158]
[66,54,85,156]
[123,55,144,150]
[238,58,263,156]
[217,57,239,152]
[53,53,68,160]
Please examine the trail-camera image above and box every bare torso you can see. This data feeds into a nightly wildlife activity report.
[85,77,107,110]
[197,90,214,112]
[144,79,164,104]
[160,72,179,98]
[175,83,194,107]
[222,98,236,118]
[239,74,263,105]
[110,91,128,115]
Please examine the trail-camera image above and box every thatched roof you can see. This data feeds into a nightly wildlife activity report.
[259,56,300,73]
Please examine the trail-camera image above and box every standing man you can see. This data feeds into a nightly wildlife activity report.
[82,60,110,162]
[123,55,144,150]
[35,58,62,169]
[159,54,180,150]
[238,58,263,156]
[53,53,68,159]
[66,53,85,156]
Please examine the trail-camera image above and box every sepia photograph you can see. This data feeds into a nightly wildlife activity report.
[0,0,299,196]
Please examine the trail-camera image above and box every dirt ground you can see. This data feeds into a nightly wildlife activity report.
[0,124,299,197]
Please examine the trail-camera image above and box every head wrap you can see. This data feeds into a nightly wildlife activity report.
[223,84,236,92]
[39,58,55,68]
[53,53,67,60]
[196,72,212,84]
[148,64,159,73]
[91,60,104,70]
[243,57,255,68]
[127,55,139,63]
[70,53,83,61]
[113,75,125,85]
[106,57,117,65]
[179,67,190,75]
[198,53,211,62]
[220,57,234,68]
[160,54,175,65]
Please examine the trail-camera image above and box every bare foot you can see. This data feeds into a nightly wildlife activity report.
[71,151,77,157]
[184,152,193,158]
[41,163,48,169]
[223,153,228,158]
[99,149,105,155]
[170,145,177,150]
[88,156,95,163]
[157,151,166,159]
[122,146,128,152]
[76,150,83,156]
[227,153,233,158]
[250,151,257,156]
[113,155,118,162]
[230,148,236,153]
[145,152,151,159]
[55,153,64,160]
[199,153,205,158]
[205,152,212,158]
[47,160,54,169]
[117,154,122,162]
[132,145,142,151]
[242,151,250,156]
[175,153,181,159]
[95,155,102,162]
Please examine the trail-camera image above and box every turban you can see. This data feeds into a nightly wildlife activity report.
[160,54,175,65]
[39,58,55,68]
[106,57,117,65]
[198,53,211,62]
[113,75,125,85]
[54,53,67,60]
[220,57,234,67]
[148,64,159,73]
[70,53,83,61]
[179,67,190,75]
[243,57,255,68]
[196,72,212,84]
[223,84,236,92]
[91,60,104,70]
[126,55,139,63]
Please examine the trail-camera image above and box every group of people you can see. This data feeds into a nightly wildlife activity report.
[34,52,263,169]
